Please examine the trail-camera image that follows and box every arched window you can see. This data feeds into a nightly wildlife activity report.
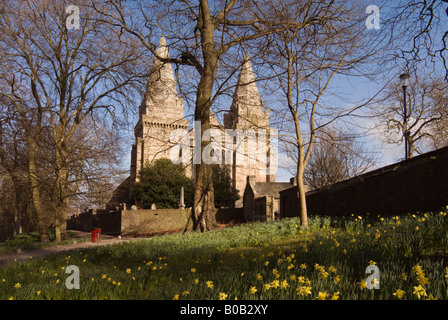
[251,114,258,127]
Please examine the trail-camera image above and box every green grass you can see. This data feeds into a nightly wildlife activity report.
[1,208,448,300]
[0,231,90,255]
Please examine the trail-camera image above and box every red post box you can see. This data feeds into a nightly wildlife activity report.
[91,228,101,243]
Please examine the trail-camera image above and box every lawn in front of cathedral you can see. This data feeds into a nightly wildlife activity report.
[1,210,448,300]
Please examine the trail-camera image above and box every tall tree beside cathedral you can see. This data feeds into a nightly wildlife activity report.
[260,0,387,226]
[97,0,288,231]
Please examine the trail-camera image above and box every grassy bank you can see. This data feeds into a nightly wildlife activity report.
[1,209,447,300]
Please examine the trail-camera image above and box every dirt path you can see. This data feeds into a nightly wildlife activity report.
[0,234,132,266]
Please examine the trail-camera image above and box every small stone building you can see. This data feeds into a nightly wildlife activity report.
[243,176,292,221]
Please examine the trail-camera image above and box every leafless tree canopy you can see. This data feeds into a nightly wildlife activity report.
[0,0,147,241]
[373,75,448,157]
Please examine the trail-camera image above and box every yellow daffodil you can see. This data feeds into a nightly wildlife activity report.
[418,277,429,286]
[413,285,427,299]
[249,286,257,294]
[296,286,312,296]
[358,280,367,290]
[331,292,340,300]
[317,291,328,300]
[219,292,228,300]
[206,281,214,289]
[393,289,405,299]
[173,294,179,300]
[270,280,280,289]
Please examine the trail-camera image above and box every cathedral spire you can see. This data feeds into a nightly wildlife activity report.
[225,53,267,130]
[140,35,184,119]
[233,53,260,100]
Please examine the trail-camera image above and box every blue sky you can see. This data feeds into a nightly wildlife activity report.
[119,0,447,183]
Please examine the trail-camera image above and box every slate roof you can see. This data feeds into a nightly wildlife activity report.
[251,182,292,198]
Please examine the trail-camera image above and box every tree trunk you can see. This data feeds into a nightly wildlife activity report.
[27,138,50,242]
[297,173,308,227]
[191,1,218,232]
[12,177,23,236]
[53,146,69,242]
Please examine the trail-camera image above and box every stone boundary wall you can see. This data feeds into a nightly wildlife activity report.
[280,146,448,218]
[68,207,243,236]
[215,207,243,224]
[67,209,122,236]
[121,208,191,235]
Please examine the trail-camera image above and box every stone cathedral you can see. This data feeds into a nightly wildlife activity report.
[128,36,276,206]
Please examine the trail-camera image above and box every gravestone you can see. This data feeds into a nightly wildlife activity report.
[179,187,186,209]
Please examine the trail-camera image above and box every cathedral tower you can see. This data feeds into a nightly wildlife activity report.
[224,54,276,198]
[131,36,189,181]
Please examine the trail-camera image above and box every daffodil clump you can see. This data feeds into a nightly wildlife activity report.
[1,207,447,300]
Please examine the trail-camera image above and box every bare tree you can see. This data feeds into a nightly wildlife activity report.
[390,0,448,80]
[373,74,448,158]
[259,0,384,226]
[0,103,32,237]
[94,0,308,231]
[0,0,146,241]
[302,127,377,190]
